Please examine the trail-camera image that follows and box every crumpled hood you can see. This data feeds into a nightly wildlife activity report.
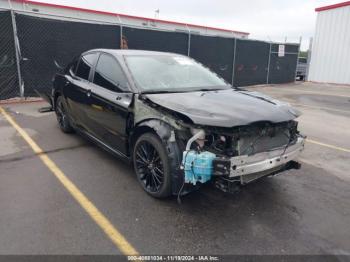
[144,89,301,127]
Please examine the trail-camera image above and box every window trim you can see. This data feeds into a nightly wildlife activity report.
[75,51,99,81]
[91,52,131,93]
[64,56,79,76]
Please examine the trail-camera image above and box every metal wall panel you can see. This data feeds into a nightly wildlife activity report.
[308,5,350,84]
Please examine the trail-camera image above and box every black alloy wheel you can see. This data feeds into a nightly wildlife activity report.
[133,133,172,198]
[135,141,164,192]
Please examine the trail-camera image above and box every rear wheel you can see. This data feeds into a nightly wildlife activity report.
[55,96,74,133]
[133,133,172,198]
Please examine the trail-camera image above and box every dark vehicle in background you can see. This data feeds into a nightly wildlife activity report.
[49,49,305,198]
[296,57,308,81]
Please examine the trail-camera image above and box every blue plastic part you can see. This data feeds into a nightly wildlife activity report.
[182,150,216,185]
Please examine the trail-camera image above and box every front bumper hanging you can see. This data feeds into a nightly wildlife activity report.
[213,137,305,181]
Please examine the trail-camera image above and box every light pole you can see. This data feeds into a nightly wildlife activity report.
[154,9,160,19]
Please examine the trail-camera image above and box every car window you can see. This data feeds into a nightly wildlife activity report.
[93,53,129,92]
[124,55,229,93]
[76,53,97,80]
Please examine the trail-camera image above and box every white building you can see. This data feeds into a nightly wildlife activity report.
[0,0,249,39]
[308,1,350,84]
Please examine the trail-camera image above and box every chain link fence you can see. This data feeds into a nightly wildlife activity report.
[189,34,235,83]
[268,44,299,84]
[234,39,270,86]
[123,27,189,55]
[15,13,121,98]
[0,10,19,100]
[0,10,300,100]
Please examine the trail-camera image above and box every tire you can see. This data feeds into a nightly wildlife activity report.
[133,133,172,198]
[55,96,74,133]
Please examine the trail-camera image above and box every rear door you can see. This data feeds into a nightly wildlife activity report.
[64,52,98,129]
[86,53,133,155]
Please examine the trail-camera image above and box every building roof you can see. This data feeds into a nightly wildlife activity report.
[315,1,350,12]
[14,0,249,35]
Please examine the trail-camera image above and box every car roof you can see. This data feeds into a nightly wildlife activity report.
[85,49,182,58]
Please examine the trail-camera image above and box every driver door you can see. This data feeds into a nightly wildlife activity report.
[86,52,133,155]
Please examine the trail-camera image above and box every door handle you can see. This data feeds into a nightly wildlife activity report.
[86,89,91,97]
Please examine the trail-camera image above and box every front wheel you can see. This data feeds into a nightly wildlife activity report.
[55,96,74,133]
[133,133,172,198]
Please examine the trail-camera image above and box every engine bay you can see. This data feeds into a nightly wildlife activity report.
[180,121,304,187]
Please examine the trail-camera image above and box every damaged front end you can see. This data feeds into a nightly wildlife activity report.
[134,93,305,195]
[180,121,305,193]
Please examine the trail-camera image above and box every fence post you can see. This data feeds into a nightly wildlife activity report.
[231,38,237,86]
[10,10,24,97]
[186,24,191,57]
[266,42,272,84]
[120,25,123,48]
[117,15,123,49]
[294,36,302,81]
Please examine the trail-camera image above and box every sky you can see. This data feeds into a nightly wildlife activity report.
[31,0,338,50]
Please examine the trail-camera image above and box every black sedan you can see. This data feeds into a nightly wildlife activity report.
[50,49,305,198]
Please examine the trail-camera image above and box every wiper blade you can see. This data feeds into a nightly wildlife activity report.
[141,90,184,94]
[196,88,227,92]
[197,88,216,92]
[142,87,229,94]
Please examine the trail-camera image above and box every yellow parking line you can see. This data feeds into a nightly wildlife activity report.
[0,106,139,255]
[306,138,350,153]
